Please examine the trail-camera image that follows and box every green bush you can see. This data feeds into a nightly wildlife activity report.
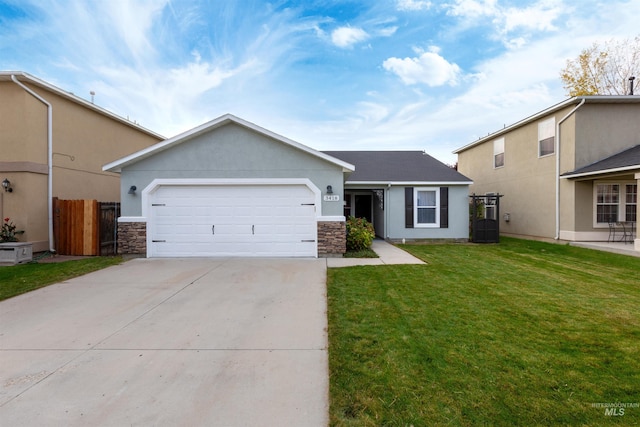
[346,216,375,252]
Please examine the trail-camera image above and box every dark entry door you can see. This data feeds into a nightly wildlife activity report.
[354,195,373,223]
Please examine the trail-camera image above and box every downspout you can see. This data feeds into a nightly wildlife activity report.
[555,98,586,240]
[12,75,55,252]
[386,183,391,240]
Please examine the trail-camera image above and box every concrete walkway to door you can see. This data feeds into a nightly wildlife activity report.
[326,239,425,267]
[0,258,328,426]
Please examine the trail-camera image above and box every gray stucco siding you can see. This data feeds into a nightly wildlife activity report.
[386,185,470,240]
[575,104,640,169]
[120,123,345,217]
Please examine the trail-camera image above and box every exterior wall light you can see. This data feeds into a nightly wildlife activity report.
[128,185,137,195]
[2,179,13,193]
[326,185,333,194]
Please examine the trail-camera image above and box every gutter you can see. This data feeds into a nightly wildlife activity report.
[11,75,55,253]
[555,98,586,240]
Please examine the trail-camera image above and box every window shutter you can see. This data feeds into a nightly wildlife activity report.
[405,187,414,228]
[440,187,449,228]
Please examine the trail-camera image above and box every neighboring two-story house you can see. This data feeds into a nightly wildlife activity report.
[454,96,640,252]
[0,72,163,252]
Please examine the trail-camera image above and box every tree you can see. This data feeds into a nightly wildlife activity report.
[560,36,640,96]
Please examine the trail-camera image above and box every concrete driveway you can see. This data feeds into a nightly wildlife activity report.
[0,258,328,426]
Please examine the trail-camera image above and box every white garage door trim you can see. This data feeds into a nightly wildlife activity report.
[142,178,322,258]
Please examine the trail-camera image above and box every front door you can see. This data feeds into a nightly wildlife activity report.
[354,194,373,223]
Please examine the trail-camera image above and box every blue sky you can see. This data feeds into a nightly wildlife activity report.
[1,0,639,164]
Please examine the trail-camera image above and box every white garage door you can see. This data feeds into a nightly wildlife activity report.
[148,184,317,257]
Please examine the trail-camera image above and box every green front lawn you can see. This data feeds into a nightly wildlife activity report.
[328,238,640,425]
[0,257,123,301]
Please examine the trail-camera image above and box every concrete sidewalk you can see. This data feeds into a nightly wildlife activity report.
[326,240,425,267]
[0,258,328,426]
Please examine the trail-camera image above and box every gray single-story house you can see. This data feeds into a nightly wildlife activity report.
[103,114,472,258]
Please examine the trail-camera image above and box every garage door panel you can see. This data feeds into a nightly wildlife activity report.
[149,184,317,257]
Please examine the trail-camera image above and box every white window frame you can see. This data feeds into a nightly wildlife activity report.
[625,183,637,222]
[414,187,439,228]
[493,138,504,169]
[484,193,497,220]
[538,117,555,157]
[593,181,637,227]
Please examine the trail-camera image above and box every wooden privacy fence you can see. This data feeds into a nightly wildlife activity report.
[53,198,120,256]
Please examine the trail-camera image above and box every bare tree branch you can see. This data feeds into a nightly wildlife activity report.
[560,36,640,96]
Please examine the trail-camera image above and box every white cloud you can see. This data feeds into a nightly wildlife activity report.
[383,47,461,86]
[377,26,399,37]
[446,0,563,48]
[331,26,370,48]
[502,1,562,33]
[355,101,390,122]
[446,0,497,18]
[102,0,167,61]
[397,0,433,11]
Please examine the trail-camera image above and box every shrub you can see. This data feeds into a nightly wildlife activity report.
[0,217,19,242]
[346,216,375,252]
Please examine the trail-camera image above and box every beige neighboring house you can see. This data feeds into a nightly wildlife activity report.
[454,96,640,252]
[0,71,163,252]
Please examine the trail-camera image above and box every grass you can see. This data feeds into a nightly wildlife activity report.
[344,247,379,258]
[328,237,640,426]
[0,256,123,301]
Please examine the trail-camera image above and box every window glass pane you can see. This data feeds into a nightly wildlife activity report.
[539,136,554,156]
[494,152,504,168]
[417,191,436,207]
[626,184,637,221]
[417,207,436,223]
[597,205,618,223]
[596,184,620,223]
[625,205,636,222]
[626,184,637,203]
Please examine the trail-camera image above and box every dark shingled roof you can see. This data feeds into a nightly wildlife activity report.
[323,151,472,183]
[562,145,640,177]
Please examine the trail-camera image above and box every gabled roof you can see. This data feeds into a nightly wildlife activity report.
[453,96,640,154]
[1,71,163,139]
[323,151,472,184]
[103,114,355,173]
[561,144,640,179]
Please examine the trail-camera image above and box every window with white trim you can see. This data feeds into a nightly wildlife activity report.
[484,193,497,220]
[538,117,555,157]
[415,187,439,227]
[493,138,504,168]
[595,182,637,224]
[626,184,637,222]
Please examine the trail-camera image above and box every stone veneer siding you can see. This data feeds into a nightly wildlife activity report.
[118,221,147,255]
[317,221,346,256]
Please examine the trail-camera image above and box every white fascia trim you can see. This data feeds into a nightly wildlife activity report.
[118,216,147,223]
[346,181,473,186]
[561,165,640,179]
[317,216,346,222]
[140,178,322,219]
[103,113,355,173]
